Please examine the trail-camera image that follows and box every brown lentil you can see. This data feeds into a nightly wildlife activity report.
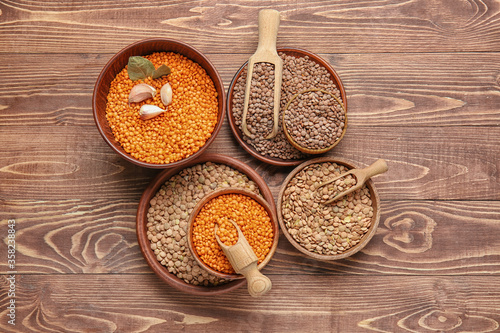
[232,53,342,160]
[192,193,274,274]
[106,52,219,164]
[146,162,261,286]
[281,162,373,255]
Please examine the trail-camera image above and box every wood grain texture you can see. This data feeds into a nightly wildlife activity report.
[1,0,500,54]
[0,0,499,331]
[1,200,499,275]
[1,52,499,127]
[0,274,499,332]
[0,199,142,274]
[0,124,498,200]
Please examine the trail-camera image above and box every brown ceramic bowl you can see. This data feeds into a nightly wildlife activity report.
[187,188,279,279]
[93,38,225,169]
[136,154,276,295]
[226,48,347,166]
[277,157,380,260]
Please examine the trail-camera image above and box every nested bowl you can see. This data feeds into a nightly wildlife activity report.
[136,154,276,295]
[187,188,279,280]
[93,38,225,169]
[277,157,380,260]
[226,48,347,166]
[282,88,347,155]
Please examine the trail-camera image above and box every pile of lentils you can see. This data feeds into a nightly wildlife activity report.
[284,89,345,151]
[281,162,373,255]
[192,193,274,274]
[232,52,343,160]
[105,52,219,164]
[146,162,261,286]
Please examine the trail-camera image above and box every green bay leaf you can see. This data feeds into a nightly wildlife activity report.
[127,56,155,81]
[152,64,171,79]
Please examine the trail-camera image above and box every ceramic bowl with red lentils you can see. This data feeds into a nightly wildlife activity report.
[187,188,279,280]
[93,38,225,169]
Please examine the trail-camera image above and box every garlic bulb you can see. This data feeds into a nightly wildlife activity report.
[129,83,156,103]
[160,83,173,106]
[139,104,166,120]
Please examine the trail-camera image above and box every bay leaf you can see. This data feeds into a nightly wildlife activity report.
[127,56,155,81]
[152,64,171,79]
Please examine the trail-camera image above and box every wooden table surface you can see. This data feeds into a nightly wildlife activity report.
[1,1,500,332]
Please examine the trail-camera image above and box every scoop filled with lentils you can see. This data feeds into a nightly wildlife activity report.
[105,52,219,164]
[232,52,344,160]
[280,161,374,256]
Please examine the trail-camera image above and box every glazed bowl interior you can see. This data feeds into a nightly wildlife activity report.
[277,157,380,261]
[226,48,347,166]
[187,188,279,280]
[136,154,276,295]
[93,38,225,169]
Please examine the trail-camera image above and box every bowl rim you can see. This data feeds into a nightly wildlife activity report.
[187,187,279,279]
[136,153,276,295]
[276,157,380,260]
[92,38,226,169]
[226,47,347,166]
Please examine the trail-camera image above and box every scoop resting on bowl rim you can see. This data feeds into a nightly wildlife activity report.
[226,47,347,166]
[277,157,380,261]
[187,187,279,280]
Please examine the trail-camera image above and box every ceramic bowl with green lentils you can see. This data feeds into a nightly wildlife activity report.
[277,157,380,260]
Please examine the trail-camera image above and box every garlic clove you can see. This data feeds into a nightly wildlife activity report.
[139,104,166,120]
[160,83,173,106]
[129,83,156,103]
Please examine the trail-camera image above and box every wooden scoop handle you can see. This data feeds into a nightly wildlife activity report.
[240,262,272,297]
[256,9,280,55]
[360,159,388,180]
[318,159,388,205]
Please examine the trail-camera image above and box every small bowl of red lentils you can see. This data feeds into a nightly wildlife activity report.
[93,38,225,168]
[277,157,380,261]
[187,188,279,280]
[227,48,347,166]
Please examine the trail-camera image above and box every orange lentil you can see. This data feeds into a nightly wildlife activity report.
[105,52,219,164]
[192,194,274,274]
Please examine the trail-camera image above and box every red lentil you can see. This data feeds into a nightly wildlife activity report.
[192,193,274,274]
[105,52,219,164]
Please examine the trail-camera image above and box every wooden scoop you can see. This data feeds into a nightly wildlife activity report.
[241,9,283,140]
[215,219,272,297]
[318,159,388,205]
